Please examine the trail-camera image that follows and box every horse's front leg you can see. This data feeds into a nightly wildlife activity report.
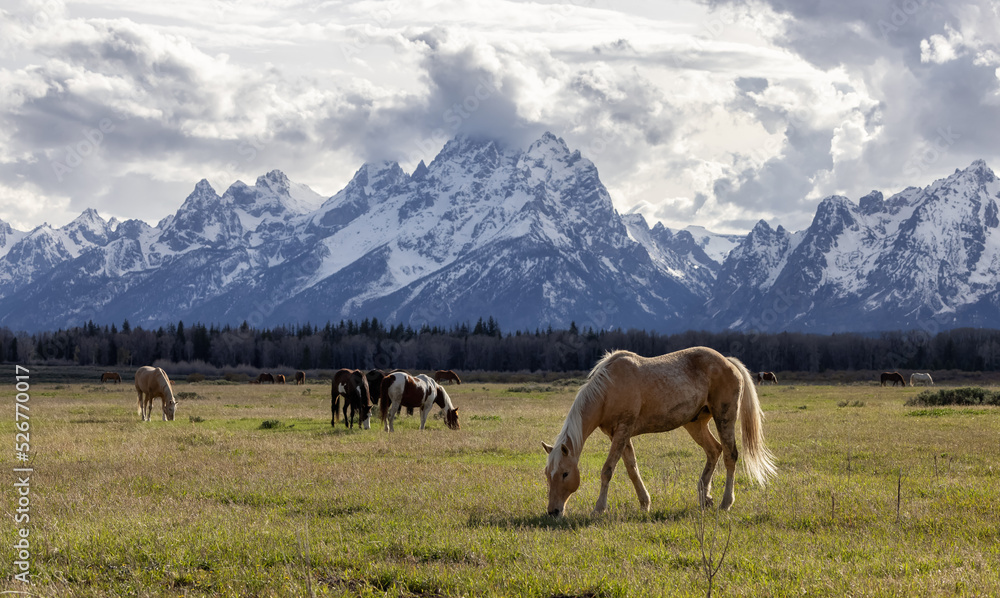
[593,431,632,515]
[622,439,651,512]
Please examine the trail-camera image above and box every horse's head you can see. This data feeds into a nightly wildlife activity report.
[164,399,177,421]
[542,440,580,517]
[445,407,460,430]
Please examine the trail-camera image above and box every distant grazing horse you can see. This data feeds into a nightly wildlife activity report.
[366,369,386,410]
[910,372,934,386]
[135,366,177,422]
[257,373,275,384]
[379,372,460,432]
[880,372,906,387]
[757,372,778,385]
[332,369,373,430]
[275,374,286,384]
[295,371,306,385]
[542,347,776,517]
[101,372,122,384]
[434,370,462,384]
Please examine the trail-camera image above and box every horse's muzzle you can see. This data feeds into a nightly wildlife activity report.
[548,508,562,517]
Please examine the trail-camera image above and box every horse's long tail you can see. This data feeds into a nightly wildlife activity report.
[728,357,777,486]
[379,376,393,423]
[331,383,341,422]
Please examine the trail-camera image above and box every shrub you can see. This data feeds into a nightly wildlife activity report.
[224,372,250,383]
[186,373,206,383]
[260,419,284,429]
[176,391,200,400]
[905,387,1000,407]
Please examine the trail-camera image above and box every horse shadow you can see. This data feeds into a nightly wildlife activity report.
[465,505,695,530]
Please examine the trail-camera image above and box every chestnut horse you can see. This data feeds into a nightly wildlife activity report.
[542,347,776,517]
[880,372,906,387]
[332,369,373,430]
[101,372,122,383]
[257,372,275,384]
[379,372,460,432]
[135,366,177,422]
[275,374,286,384]
[295,371,306,385]
[434,370,462,384]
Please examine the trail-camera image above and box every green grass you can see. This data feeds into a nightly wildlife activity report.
[1,377,999,596]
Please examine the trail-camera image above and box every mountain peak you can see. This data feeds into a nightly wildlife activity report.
[256,169,290,193]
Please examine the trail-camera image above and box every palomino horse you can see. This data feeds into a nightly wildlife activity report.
[295,371,306,385]
[880,372,906,387]
[542,347,776,517]
[757,372,777,385]
[379,372,460,432]
[434,369,462,384]
[101,372,122,383]
[257,372,275,384]
[332,369,373,430]
[909,372,934,386]
[135,366,177,422]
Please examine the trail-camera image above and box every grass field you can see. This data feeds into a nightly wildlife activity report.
[2,373,999,597]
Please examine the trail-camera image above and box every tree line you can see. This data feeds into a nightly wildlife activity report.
[4,317,1000,374]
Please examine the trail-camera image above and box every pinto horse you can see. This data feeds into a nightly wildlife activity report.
[332,369,373,430]
[757,371,777,385]
[295,371,306,385]
[880,372,906,387]
[909,372,934,386]
[434,370,462,384]
[542,347,776,517]
[379,372,460,432]
[101,372,122,383]
[134,366,177,422]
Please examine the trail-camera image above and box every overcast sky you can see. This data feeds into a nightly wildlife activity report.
[1,0,999,234]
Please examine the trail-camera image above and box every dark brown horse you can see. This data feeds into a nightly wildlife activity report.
[294,371,306,385]
[101,372,122,383]
[366,369,386,410]
[332,369,373,429]
[379,372,460,431]
[434,369,462,384]
[880,372,906,387]
[257,372,275,384]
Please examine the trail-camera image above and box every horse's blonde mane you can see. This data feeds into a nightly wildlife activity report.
[548,350,628,467]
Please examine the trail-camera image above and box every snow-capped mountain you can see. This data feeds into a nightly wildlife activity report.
[708,160,1000,332]
[0,132,997,335]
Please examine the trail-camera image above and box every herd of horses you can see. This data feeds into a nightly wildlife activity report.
[111,351,944,517]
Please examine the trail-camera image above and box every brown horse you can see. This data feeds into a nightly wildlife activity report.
[757,372,778,385]
[294,371,306,385]
[434,369,462,384]
[332,369,373,429]
[379,372,460,431]
[880,372,906,386]
[275,374,286,384]
[542,347,776,517]
[134,366,177,422]
[101,372,122,384]
[256,372,275,384]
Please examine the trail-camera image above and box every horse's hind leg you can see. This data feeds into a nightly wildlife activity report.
[622,439,651,512]
[714,415,740,511]
[683,418,722,508]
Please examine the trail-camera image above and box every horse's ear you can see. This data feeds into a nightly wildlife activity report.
[560,444,570,457]
[542,442,553,454]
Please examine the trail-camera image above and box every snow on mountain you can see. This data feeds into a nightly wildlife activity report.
[0,134,998,334]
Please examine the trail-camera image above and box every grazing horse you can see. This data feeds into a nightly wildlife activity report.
[101,372,122,384]
[275,374,286,384]
[257,372,275,384]
[379,372,460,432]
[331,369,373,430]
[542,347,776,517]
[758,372,778,385]
[910,372,934,386]
[134,366,177,422]
[295,371,306,385]
[434,369,462,384]
[366,369,386,409]
[880,372,906,387]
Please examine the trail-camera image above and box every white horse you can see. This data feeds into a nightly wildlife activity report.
[379,372,459,431]
[135,366,177,421]
[909,372,934,386]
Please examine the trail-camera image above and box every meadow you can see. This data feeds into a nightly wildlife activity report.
[2,373,999,597]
